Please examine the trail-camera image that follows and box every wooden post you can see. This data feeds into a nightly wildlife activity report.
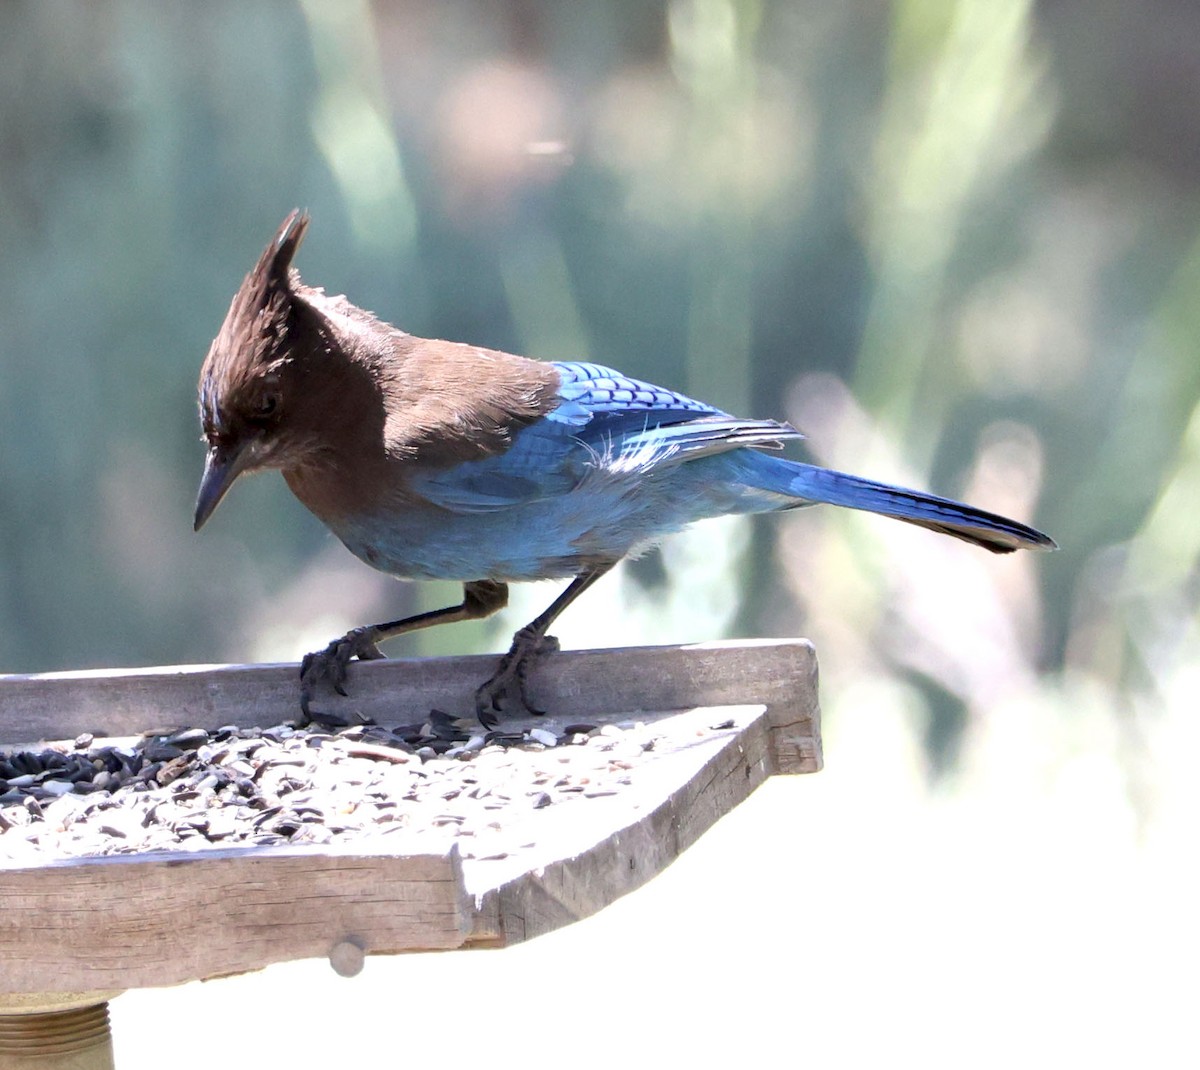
[0,995,119,1070]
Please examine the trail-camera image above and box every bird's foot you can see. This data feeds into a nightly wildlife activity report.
[299,626,387,724]
[474,628,561,729]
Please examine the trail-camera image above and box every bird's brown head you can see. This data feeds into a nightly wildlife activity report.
[194,210,562,533]
[194,209,322,531]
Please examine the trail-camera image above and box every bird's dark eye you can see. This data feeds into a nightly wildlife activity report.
[253,392,280,419]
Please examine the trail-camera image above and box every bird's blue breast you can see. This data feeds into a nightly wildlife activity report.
[332,456,782,582]
[333,501,586,581]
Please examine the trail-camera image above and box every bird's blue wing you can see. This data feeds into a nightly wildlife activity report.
[411,361,801,512]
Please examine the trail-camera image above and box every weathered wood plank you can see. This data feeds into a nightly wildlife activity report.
[0,845,466,996]
[0,640,821,774]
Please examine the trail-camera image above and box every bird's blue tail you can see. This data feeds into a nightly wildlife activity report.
[736,455,1056,554]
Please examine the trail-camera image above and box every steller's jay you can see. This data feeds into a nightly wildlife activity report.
[194,211,1056,725]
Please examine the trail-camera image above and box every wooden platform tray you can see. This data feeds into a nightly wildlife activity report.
[0,639,820,1065]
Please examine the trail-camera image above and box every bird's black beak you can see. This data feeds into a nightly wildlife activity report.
[193,441,255,532]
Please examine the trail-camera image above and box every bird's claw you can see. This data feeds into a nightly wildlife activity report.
[298,626,385,723]
[475,629,560,728]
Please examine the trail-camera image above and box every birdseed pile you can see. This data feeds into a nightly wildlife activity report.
[0,712,731,865]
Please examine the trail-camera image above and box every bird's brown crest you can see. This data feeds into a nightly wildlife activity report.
[198,210,310,440]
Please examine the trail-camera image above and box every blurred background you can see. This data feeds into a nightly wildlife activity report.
[1,0,1196,1065]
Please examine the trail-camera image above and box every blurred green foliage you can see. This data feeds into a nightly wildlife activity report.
[0,0,1195,773]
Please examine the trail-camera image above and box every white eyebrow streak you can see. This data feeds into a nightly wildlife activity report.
[199,371,226,433]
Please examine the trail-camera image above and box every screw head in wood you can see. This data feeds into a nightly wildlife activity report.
[328,939,366,978]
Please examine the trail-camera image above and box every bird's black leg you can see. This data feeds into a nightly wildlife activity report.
[299,580,509,721]
[475,565,613,727]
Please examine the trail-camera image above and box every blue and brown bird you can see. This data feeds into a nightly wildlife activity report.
[194,211,1056,724]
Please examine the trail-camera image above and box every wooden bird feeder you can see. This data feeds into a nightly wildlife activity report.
[0,639,821,1069]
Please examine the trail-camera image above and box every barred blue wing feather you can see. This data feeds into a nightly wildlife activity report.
[548,361,726,427]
